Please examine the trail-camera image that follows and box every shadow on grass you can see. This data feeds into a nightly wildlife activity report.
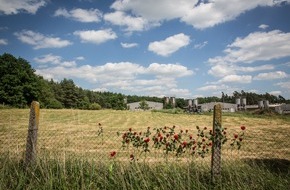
[244,158,290,175]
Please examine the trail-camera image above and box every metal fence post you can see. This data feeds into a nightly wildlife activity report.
[25,101,40,166]
[211,104,222,183]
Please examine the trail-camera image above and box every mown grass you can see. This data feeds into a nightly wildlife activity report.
[0,109,290,161]
[0,108,290,189]
[0,154,289,190]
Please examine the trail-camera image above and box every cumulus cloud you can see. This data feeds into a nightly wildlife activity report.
[54,8,102,23]
[34,54,77,67]
[196,84,229,91]
[35,60,194,97]
[0,0,46,15]
[259,24,269,29]
[121,42,138,48]
[276,81,290,89]
[215,74,252,84]
[209,30,290,65]
[208,63,274,77]
[146,63,194,77]
[148,33,190,56]
[14,30,72,49]
[0,39,8,45]
[269,91,282,96]
[104,11,156,32]
[108,0,289,30]
[253,71,288,80]
[74,29,117,44]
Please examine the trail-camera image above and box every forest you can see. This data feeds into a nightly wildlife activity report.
[0,53,289,109]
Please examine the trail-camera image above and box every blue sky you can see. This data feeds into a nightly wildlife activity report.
[1,0,290,99]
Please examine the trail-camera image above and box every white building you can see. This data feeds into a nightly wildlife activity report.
[127,101,163,111]
[200,102,237,112]
[275,104,290,114]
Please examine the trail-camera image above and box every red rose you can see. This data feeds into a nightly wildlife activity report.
[174,134,179,140]
[144,138,150,143]
[182,141,187,147]
[241,126,246,130]
[234,134,238,139]
[189,135,193,140]
[129,128,132,132]
[110,151,116,157]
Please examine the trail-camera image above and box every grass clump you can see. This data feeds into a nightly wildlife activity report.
[0,154,289,190]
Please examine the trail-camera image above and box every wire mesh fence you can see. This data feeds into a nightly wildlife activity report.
[0,106,289,167]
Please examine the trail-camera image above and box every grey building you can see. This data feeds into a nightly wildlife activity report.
[200,102,237,112]
[127,101,163,111]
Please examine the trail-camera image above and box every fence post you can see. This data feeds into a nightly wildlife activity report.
[211,104,222,184]
[25,101,40,166]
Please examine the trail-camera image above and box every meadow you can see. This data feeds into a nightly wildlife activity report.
[0,108,289,189]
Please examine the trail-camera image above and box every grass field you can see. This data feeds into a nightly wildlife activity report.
[0,108,290,189]
[0,108,289,161]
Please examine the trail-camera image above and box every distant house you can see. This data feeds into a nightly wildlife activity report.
[127,101,163,111]
[200,102,237,112]
[275,104,290,114]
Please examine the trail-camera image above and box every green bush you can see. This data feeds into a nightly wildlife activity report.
[89,103,102,110]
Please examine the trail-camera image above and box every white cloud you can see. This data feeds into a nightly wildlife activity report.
[54,8,102,23]
[75,56,85,61]
[109,0,290,30]
[277,81,290,89]
[111,0,197,21]
[74,29,117,44]
[196,84,229,91]
[259,24,269,29]
[194,41,208,49]
[121,42,138,48]
[253,71,288,80]
[146,63,194,77]
[14,30,72,49]
[209,30,290,65]
[104,11,156,32]
[0,38,8,45]
[269,91,282,96]
[34,54,76,67]
[215,75,252,84]
[148,33,190,56]
[0,0,46,15]
[34,54,62,64]
[208,63,274,77]
[36,61,194,97]
[93,88,108,92]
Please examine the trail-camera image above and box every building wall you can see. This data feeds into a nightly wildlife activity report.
[127,101,163,111]
[200,102,237,112]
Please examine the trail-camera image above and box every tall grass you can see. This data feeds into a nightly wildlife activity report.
[0,154,289,190]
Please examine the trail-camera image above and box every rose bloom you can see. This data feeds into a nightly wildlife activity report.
[241,126,246,130]
[144,138,150,143]
[174,134,179,140]
[234,134,238,139]
[110,151,116,157]
[182,141,187,147]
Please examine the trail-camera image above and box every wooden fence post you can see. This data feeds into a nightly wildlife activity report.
[211,104,222,183]
[25,101,40,166]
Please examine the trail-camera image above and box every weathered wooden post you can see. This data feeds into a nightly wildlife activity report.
[211,104,222,183]
[25,101,40,166]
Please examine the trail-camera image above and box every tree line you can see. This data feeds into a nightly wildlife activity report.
[0,53,289,109]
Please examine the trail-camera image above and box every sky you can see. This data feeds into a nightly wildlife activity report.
[1,0,290,99]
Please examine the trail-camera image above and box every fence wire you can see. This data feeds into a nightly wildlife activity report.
[0,109,289,165]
